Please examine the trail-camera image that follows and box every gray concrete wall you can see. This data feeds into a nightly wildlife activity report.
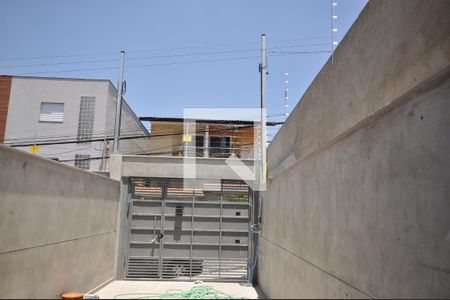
[0,145,120,298]
[259,0,450,298]
[110,154,255,181]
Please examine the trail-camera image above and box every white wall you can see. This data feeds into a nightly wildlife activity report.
[3,76,150,171]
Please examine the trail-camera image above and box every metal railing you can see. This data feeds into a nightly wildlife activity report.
[172,145,256,159]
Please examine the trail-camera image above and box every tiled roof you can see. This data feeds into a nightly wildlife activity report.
[139,116,282,126]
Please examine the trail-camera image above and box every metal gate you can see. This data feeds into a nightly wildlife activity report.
[125,177,253,282]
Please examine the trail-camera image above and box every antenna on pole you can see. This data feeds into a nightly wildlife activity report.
[284,72,289,117]
[113,50,125,153]
[331,1,338,64]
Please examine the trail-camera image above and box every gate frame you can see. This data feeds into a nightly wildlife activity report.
[118,176,256,282]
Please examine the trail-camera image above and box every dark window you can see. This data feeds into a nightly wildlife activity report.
[209,136,231,158]
[195,136,204,157]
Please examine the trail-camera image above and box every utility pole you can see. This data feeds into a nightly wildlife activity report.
[101,133,107,170]
[260,34,267,187]
[249,34,267,285]
[33,133,37,155]
[113,50,125,153]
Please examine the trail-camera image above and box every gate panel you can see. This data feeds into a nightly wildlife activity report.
[126,177,252,282]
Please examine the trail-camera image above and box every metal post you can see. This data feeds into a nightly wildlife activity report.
[203,124,210,158]
[331,1,337,64]
[105,141,110,170]
[190,191,195,279]
[260,34,267,188]
[101,133,106,170]
[219,182,223,279]
[248,188,254,283]
[159,181,167,278]
[247,33,266,285]
[284,73,289,117]
[33,133,37,155]
[113,51,125,153]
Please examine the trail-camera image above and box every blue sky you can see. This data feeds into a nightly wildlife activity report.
[0,0,367,138]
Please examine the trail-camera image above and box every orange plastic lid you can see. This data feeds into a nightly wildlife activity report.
[61,292,83,299]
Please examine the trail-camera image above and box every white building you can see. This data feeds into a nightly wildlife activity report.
[0,75,150,171]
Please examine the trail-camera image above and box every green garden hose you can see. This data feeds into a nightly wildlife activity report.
[113,285,249,299]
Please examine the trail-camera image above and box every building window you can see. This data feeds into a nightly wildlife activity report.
[39,102,64,123]
[77,96,96,143]
[74,154,90,170]
[210,136,231,158]
[195,135,204,157]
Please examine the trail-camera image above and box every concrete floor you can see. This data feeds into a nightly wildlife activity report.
[94,280,261,299]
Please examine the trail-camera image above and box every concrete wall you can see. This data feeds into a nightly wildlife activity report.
[0,145,120,298]
[110,154,255,181]
[259,0,450,298]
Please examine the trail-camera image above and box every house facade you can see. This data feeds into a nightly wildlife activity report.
[139,116,279,159]
[0,75,150,171]
[109,116,279,281]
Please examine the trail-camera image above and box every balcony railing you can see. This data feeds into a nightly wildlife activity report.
[171,145,256,160]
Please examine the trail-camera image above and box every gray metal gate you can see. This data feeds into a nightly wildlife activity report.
[125,177,253,282]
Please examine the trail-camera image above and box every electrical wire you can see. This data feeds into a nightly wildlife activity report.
[3,126,145,141]
[3,116,281,145]
[3,121,112,136]
[57,143,258,162]
[0,35,337,62]
[3,128,151,143]
[3,122,261,144]
[11,50,331,76]
[269,50,331,55]
[42,145,99,156]
[267,113,288,118]
[38,136,260,162]
[6,124,260,147]
[0,43,330,69]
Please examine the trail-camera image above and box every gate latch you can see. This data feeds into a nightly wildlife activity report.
[150,233,164,244]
